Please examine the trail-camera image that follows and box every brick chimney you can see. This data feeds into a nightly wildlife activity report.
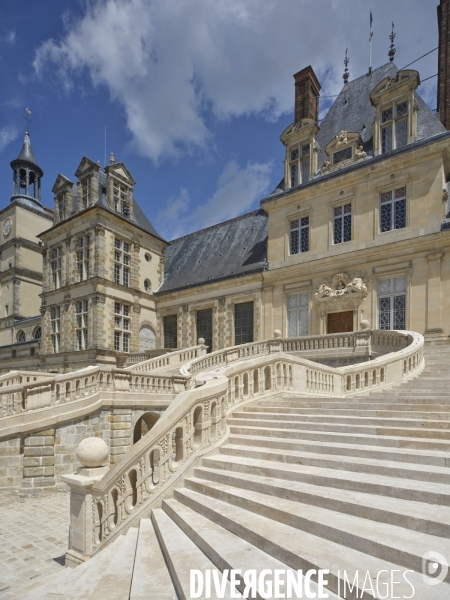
[293,66,321,124]
[438,0,450,130]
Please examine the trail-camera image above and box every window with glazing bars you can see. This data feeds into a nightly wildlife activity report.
[76,300,88,350]
[378,277,406,330]
[81,178,90,209]
[300,144,310,183]
[290,217,309,254]
[51,307,60,353]
[164,314,178,348]
[289,147,299,187]
[77,236,90,281]
[113,238,130,286]
[113,182,130,217]
[334,204,351,244]
[289,144,310,187]
[380,186,406,232]
[287,293,308,337]
[114,302,131,352]
[50,247,62,289]
[381,100,408,154]
[235,301,254,345]
[333,146,352,165]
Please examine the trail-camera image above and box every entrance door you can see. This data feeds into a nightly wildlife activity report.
[196,308,213,353]
[327,311,353,333]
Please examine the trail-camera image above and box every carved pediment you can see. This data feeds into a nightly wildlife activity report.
[105,162,136,185]
[369,69,420,106]
[321,132,366,174]
[51,174,74,194]
[280,118,319,145]
[75,157,101,179]
[314,272,368,309]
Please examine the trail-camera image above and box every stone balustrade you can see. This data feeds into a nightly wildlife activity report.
[63,329,424,565]
[125,344,207,373]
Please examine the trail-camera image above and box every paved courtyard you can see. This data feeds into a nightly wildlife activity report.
[0,491,70,599]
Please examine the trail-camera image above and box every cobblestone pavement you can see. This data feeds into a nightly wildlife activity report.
[0,491,69,598]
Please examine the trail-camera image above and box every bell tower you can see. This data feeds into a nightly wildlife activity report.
[10,131,44,207]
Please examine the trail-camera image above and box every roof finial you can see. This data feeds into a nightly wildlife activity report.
[110,152,115,165]
[343,48,350,85]
[23,107,33,133]
[388,22,396,63]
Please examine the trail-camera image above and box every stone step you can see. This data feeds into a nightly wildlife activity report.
[16,535,126,600]
[87,526,138,600]
[152,508,234,600]
[233,409,450,429]
[181,477,450,581]
[173,487,450,599]
[193,465,450,538]
[130,518,176,600]
[260,397,450,408]
[162,498,341,599]
[243,405,450,419]
[219,443,450,484]
[202,453,450,504]
[229,423,450,450]
[228,432,450,467]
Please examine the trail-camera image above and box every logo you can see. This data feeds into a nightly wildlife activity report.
[422,551,448,586]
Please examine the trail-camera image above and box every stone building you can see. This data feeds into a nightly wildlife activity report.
[0,0,449,372]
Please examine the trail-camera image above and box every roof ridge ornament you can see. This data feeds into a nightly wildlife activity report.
[388,22,396,63]
[343,48,350,84]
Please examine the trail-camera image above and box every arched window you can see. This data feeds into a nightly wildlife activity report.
[33,327,41,340]
[17,330,26,343]
[139,326,156,351]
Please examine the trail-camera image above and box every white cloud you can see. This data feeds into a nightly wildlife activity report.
[156,159,273,239]
[32,0,440,162]
[0,127,18,153]
[4,29,16,45]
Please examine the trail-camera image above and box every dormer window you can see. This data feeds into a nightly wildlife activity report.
[113,181,130,217]
[57,194,64,220]
[381,100,408,153]
[289,143,310,187]
[333,146,352,165]
[81,178,90,209]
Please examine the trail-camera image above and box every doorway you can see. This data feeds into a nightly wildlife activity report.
[327,311,353,333]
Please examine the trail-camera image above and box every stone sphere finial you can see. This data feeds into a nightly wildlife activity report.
[360,320,370,330]
[198,337,205,345]
[76,437,109,468]
[273,329,282,338]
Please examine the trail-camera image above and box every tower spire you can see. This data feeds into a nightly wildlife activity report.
[343,48,350,85]
[388,22,396,63]
[10,131,44,207]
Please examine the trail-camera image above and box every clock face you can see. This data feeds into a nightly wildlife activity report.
[3,219,11,237]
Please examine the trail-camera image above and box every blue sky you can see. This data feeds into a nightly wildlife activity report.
[0,0,442,241]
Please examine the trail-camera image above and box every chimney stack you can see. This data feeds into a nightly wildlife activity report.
[293,66,321,124]
[438,0,450,130]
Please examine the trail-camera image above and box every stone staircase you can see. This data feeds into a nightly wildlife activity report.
[16,345,450,599]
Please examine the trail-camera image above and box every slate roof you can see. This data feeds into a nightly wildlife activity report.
[155,210,268,295]
[11,132,42,173]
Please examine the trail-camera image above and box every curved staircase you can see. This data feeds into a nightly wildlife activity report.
[16,346,450,599]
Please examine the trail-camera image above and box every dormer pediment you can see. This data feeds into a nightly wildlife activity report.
[369,70,420,106]
[51,174,74,194]
[280,118,319,145]
[105,162,136,186]
[74,157,101,179]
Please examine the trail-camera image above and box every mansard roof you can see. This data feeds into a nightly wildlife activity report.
[156,209,268,295]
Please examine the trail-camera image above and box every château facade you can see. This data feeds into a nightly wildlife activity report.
[1,0,450,373]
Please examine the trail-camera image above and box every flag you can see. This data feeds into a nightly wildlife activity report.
[369,10,373,41]
[26,108,31,115]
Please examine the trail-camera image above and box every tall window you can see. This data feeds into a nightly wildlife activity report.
[378,277,406,330]
[57,195,64,220]
[51,307,60,353]
[164,314,178,348]
[50,247,62,289]
[113,182,130,217]
[17,330,26,343]
[76,300,88,350]
[288,293,308,337]
[289,143,310,187]
[381,100,408,154]
[114,302,131,352]
[77,236,90,281]
[196,308,213,353]
[235,302,254,345]
[334,204,352,244]
[380,186,406,232]
[81,178,90,209]
[290,217,309,254]
[114,238,130,287]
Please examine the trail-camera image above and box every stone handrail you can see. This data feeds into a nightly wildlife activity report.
[63,329,424,564]
[124,344,207,372]
[0,370,52,388]
[0,365,190,439]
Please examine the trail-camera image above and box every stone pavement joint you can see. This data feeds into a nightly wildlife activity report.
[0,490,69,599]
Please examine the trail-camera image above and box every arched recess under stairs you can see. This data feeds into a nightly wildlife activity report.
[133,411,161,444]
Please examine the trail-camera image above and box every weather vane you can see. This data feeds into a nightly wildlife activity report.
[23,107,33,131]
[388,23,396,63]
[343,48,350,84]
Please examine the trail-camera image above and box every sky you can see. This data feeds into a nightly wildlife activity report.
[0,0,442,241]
